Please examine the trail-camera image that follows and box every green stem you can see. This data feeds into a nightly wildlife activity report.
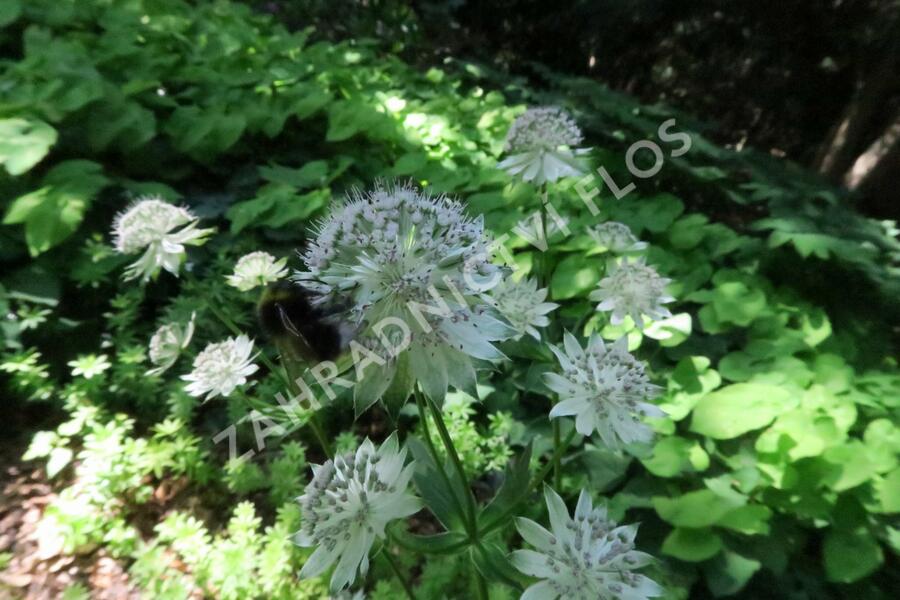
[276,340,333,459]
[207,303,333,458]
[537,185,550,288]
[380,545,416,600]
[473,567,489,600]
[422,389,479,538]
[481,428,576,536]
[414,389,471,537]
[552,419,561,489]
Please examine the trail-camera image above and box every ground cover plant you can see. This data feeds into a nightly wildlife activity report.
[1,1,898,599]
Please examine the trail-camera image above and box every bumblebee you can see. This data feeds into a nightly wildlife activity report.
[257,281,349,363]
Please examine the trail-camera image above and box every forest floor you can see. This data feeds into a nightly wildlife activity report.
[0,438,138,600]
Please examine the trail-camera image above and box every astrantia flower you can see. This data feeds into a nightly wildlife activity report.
[181,335,258,400]
[146,313,196,376]
[112,197,214,282]
[296,184,513,413]
[545,333,663,448]
[294,434,421,592]
[227,251,288,291]
[498,106,589,185]
[588,222,647,254]
[512,486,662,600]
[589,258,673,328]
[488,277,558,341]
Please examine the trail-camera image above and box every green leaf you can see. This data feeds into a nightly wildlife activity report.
[875,469,900,513]
[406,437,466,531]
[46,447,73,478]
[641,436,709,478]
[326,100,385,142]
[3,160,109,255]
[822,441,878,491]
[550,254,600,300]
[478,443,532,530]
[0,118,57,176]
[392,152,428,176]
[717,505,771,535]
[259,161,329,189]
[470,543,524,590]
[704,550,761,597]
[823,529,883,583]
[653,489,744,528]
[292,84,332,119]
[643,313,692,347]
[661,528,722,562]
[690,383,795,439]
[389,527,468,555]
[0,0,22,26]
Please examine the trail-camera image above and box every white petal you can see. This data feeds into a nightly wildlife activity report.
[543,486,571,536]
[510,549,555,579]
[299,543,340,579]
[521,580,556,600]
[515,517,556,552]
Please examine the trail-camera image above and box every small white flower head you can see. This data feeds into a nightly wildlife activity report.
[512,486,662,600]
[112,197,214,282]
[545,332,664,448]
[227,251,288,291]
[589,258,673,329]
[68,354,112,380]
[499,106,589,185]
[146,312,196,376]
[297,183,513,413]
[588,222,647,254]
[181,335,258,401]
[294,434,421,592]
[487,277,557,341]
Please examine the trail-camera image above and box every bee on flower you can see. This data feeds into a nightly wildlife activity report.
[112,197,214,282]
[296,183,514,413]
[498,106,590,185]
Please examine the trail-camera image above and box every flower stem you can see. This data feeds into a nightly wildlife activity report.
[414,389,471,537]
[419,388,479,538]
[537,186,564,493]
[552,419,562,489]
[380,544,417,600]
[473,568,489,600]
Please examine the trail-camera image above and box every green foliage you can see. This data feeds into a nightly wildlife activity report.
[1,0,898,598]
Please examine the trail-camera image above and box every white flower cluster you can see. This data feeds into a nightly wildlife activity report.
[499,107,589,185]
[512,487,662,600]
[147,312,195,376]
[588,221,647,254]
[297,184,512,411]
[112,197,213,282]
[590,258,673,329]
[295,435,421,592]
[545,333,663,448]
[227,251,288,291]
[182,335,258,401]
[504,107,584,153]
[488,277,557,341]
